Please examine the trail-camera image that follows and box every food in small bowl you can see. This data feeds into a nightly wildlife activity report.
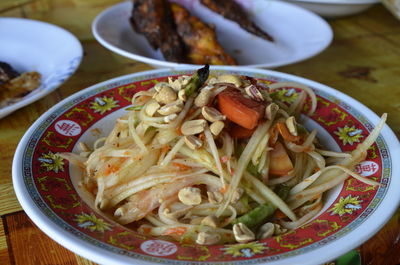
[130,0,273,65]
[93,0,333,68]
[61,65,385,246]
[0,17,82,119]
[0,61,41,107]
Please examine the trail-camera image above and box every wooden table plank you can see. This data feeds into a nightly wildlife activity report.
[56,41,152,99]
[75,253,97,265]
[279,8,400,136]
[360,209,400,265]
[0,217,11,265]
[0,0,34,13]
[4,211,86,265]
[0,184,22,216]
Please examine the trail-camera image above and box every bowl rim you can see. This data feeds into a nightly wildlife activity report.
[13,65,400,265]
[0,17,83,118]
[91,1,333,69]
[286,0,379,5]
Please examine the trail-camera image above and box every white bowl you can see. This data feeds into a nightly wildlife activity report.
[92,0,333,68]
[13,66,400,265]
[282,0,379,17]
[0,17,83,118]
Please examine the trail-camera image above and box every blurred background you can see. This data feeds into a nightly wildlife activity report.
[1,0,122,40]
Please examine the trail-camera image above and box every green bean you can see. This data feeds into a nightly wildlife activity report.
[185,64,209,96]
[233,185,290,229]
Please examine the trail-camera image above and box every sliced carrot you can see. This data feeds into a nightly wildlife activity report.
[269,141,294,176]
[218,87,265,130]
[161,144,171,153]
[187,108,196,116]
[198,132,206,141]
[268,126,279,146]
[141,226,152,234]
[173,162,191,171]
[313,167,320,173]
[176,125,182,135]
[104,163,121,176]
[274,209,287,219]
[220,184,229,194]
[276,122,301,142]
[230,124,256,139]
[163,227,188,236]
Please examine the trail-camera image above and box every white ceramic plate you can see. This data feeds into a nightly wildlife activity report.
[283,0,379,17]
[13,66,400,265]
[0,17,82,119]
[92,0,333,68]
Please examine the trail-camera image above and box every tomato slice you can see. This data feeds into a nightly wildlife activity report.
[276,122,301,142]
[269,141,294,176]
[230,124,256,139]
[218,87,265,130]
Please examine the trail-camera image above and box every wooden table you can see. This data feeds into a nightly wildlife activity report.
[0,2,399,264]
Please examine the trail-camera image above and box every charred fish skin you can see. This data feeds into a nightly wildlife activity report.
[200,0,274,42]
[0,62,19,85]
[171,3,236,65]
[130,0,187,62]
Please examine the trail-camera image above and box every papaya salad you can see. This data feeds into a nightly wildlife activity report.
[62,65,386,245]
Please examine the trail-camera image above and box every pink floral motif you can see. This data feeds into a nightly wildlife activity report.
[355,161,379,177]
[140,240,177,256]
[55,120,81,137]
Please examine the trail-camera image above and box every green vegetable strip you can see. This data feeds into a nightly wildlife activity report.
[125,105,144,111]
[184,64,210,96]
[236,143,262,179]
[233,185,290,229]
[247,160,261,178]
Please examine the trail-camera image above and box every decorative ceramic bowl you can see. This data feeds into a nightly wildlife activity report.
[13,66,400,265]
[0,17,82,118]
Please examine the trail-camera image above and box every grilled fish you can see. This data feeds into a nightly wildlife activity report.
[200,0,273,42]
[171,3,236,65]
[0,62,19,84]
[130,0,187,62]
[0,71,41,105]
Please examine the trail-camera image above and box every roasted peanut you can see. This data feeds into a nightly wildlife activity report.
[157,100,183,115]
[154,85,177,104]
[207,191,223,204]
[178,89,186,101]
[273,224,287,235]
[265,103,279,120]
[230,188,244,204]
[244,85,264,101]
[202,106,225,122]
[201,215,219,228]
[178,187,202,205]
[196,231,221,245]
[184,135,203,149]
[233,223,255,243]
[285,116,298,136]
[181,119,207,135]
[217,74,242,87]
[163,113,177,123]
[145,100,161,116]
[257,222,275,240]
[194,89,212,107]
[210,121,225,136]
